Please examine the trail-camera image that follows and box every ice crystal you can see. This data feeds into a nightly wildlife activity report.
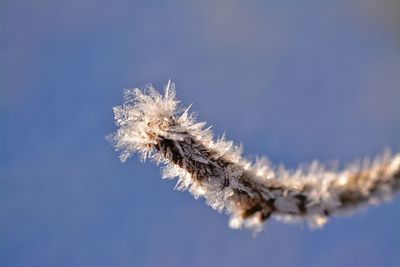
[108,81,400,231]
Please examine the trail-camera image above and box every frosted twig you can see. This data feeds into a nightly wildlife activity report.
[108,81,400,231]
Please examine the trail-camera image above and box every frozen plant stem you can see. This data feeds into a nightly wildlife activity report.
[108,81,400,231]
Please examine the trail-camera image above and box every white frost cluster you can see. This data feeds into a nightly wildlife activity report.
[109,81,400,231]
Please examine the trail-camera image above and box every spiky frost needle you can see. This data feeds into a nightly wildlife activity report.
[108,81,400,231]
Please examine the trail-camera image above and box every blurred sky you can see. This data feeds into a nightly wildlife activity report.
[1,1,400,267]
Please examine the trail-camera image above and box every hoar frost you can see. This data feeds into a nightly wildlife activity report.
[108,81,400,231]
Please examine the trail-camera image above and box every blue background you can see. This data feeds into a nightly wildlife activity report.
[2,1,400,266]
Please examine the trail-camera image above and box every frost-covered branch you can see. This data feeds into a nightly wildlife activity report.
[108,81,400,231]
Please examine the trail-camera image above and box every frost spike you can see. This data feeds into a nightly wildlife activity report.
[109,81,400,231]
